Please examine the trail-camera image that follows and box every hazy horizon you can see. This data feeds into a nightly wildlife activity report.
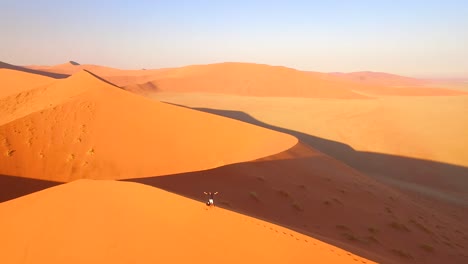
[1,0,467,78]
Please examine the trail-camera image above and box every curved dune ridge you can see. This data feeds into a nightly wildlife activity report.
[0,180,374,264]
[128,141,468,264]
[3,61,467,264]
[0,69,297,181]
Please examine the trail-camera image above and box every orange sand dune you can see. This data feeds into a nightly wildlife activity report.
[0,68,56,99]
[124,62,368,98]
[329,71,428,87]
[125,62,466,98]
[325,71,468,96]
[154,92,468,183]
[327,71,467,96]
[27,61,168,86]
[0,180,375,264]
[0,69,296,181]
[27,61,466,97]
[128,141,468,264]
[2,65,467,264]
[28,61,128,76]
[0,61,69,79]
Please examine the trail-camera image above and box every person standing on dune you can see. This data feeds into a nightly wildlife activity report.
[204,191,218,207]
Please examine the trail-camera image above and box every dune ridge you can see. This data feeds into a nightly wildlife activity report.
[0,179,376,264]
[0,69,297,181]
[25,61,467,97]
[2,62,467,264]
[128,141,468,264]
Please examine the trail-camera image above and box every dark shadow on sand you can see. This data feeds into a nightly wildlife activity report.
[124,154,391,263]
[162,102,468,205]
[0,61,70,79]
[123,105,468,263]
[0,174,61,203]
[83,69,120,88]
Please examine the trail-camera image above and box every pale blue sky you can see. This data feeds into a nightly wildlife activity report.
[1,0,467,77]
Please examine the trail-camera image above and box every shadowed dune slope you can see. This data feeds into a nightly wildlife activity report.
[128,142,468,264]
[0,174,60,202]
[0,61,69,79]
[153,93,468,177]
[0,70,296,181]
[0,179,375,264]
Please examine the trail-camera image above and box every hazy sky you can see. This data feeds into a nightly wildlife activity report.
[1,0,467,77]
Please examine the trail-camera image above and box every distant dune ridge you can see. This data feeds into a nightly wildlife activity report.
[26,61,466,97]
[1,61,467,264]
[123,62,465,97]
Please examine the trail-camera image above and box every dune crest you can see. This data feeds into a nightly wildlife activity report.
[0,180,375,264]
[0,69,297,181]
[127,62,369,98]
[125,62,466,98]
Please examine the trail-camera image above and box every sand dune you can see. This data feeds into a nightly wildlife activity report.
[152,91,468,232]
[27,61,168,86]
[0,179,376,264]
[0,69,296,181]
[0,61,69,79]
[329,71,428,87]
[130,63,466,97]
[0,68,56,99]
[153,93,468,168]
[127,141,468,264]
[26,61,466,97]
[3,62,467,264]
[124,62,369,98]
[349,83,466,96]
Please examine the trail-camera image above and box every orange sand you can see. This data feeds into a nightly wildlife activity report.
[128,141,468,264]
[27,61,167,86]
[28,61,467,97]
[2,62,467,264]
[329,71,428,86]
[0,69,56,99]
[125,63,466,97]
[0,180,375,264]
[124,62,369,98]
[0,70,296,181]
